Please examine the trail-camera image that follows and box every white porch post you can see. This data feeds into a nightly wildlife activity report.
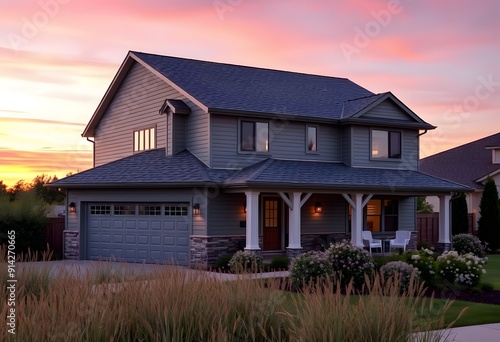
[245,191,260,250]
[352,193,364,247]
[288,192,302,249]
[438,194,452,245]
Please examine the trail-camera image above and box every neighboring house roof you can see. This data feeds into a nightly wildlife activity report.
[420,132,500,190]
[83,51,434,137]
[48,149,233,188]
[49,148,470,193]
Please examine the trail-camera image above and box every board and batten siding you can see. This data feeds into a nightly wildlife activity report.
[362,100,414,121]
[398,197,416,230]
[301,194,348,234]
[94,61,210,166]
[210,114,341,169]
[350,125,419,170]
[207,193,246,236]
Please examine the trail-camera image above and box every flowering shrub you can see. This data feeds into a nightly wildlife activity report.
[404,248,437,286]
[327,241,375,287]
[452,234,487,257]
[380,261,416,290]
[437,251,487,288]
[289,251,332,289]
[228,251,263,273]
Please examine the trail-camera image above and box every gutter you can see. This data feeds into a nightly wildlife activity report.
[86,137,95,167]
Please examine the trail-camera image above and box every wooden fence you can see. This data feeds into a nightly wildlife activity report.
[45,217,64,256]
[416,213,476,246]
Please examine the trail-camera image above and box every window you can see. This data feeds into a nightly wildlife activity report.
[365,199,399,232]
[306,126,317,152]
[165,204,188,216]
[90,205,111,215]
[114,204,136,216]
[493,149,500,164]
[134,127,156,152]
[240,121,269,152]
[139,205,162,215]
[371,130,401,159]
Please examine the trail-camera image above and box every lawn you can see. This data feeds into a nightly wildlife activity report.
[482,254,500,289]
[446,300,500,327]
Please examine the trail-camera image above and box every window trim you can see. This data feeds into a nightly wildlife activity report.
[364,198,399,232]
[305,125,318,154]
[370,129,402,160]
[133,125,157,153]
[238,119,270,154]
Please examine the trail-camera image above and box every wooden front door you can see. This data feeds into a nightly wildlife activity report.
[263,197,282,251]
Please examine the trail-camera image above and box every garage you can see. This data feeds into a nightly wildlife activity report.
[87,202,190,265]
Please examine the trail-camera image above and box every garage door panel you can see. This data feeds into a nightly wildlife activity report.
[88,203,190,265]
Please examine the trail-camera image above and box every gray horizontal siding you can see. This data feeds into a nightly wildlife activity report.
[362,100,412,120]
[301,194,347,234]
[186,101,209,165]
[207,193,246,236]
[173,114,187,154]
[399,197,416,230]
[351,126,419,170]
[211,114,341,169]
[341,126,352,166]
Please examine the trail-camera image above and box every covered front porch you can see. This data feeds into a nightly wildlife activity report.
[239,189,454,258]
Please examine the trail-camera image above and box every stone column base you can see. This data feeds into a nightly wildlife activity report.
[286,248,303,259]
[64,231,79,260]
[435,242,451,254]
[244,248,263,259]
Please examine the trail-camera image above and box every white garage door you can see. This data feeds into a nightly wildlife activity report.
[87,203,190,265]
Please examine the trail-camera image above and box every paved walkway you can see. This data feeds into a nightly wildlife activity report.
[15,260,500,341]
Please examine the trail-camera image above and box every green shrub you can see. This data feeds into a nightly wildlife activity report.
[374,254,406,271]
[404,248,437,286]
[417,240,433,250]
[213,254,232,271]
[228,250,263,273]
[327,240,375,287]
[269,255,289,270]
[380,261,416,290]
[452,233,487,257]
[437,250,487,288]
[289,251,331,289]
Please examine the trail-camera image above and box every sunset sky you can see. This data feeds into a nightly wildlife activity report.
[1,0,499,188]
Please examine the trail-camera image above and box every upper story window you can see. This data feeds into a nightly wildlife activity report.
[493,149,500,164]
[306,126,317,152]
[240,121,269,152]
[134,127,156,152]
[371,129,401,159]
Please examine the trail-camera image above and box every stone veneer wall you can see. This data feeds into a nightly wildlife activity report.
[64,231,79,260]
[190,235,246,268]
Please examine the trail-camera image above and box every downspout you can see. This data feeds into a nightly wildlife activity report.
[86,137,95,167]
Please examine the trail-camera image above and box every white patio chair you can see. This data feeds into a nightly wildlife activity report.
[389,231,411,252]
[362,230,382,255]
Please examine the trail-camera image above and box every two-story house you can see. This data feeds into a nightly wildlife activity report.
[49,51,470,267]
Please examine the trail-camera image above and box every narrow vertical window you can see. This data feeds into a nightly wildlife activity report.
[150,127,156,149]
[134,131,139,152]
[133,127,156,152]
[256,122,269,152]
[241,121,255,151]
[307,126,317,152]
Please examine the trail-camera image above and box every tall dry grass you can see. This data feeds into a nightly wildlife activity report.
[0,262,461,341]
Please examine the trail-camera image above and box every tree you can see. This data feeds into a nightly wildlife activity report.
[451,193,469,235]
[0,180,7,196]
[417,197,434,213]
[30,174,65,204]
[477,177,500,252]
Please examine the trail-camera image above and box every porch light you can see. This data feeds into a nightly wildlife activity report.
[69,202,76,213]
[315,202,322,213]
[193,203,200,216]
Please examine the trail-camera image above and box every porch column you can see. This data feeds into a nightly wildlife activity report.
[244,191,260,251]
[288,192,302,250]
[352,193,364,247]
[437,194,452,252]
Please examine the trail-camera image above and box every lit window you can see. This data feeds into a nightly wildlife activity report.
[307,126,317,152]
[240,121,269,152]
[371,130,401,159]
[134,127,156,152]
[365,199,398,232]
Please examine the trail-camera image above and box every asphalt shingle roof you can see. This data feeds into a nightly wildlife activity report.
[49,149,233,187]
[133,51,374,120]
[420,132,500,189]
[225,159,470,193]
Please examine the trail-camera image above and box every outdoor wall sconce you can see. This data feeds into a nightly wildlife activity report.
[193,203,200,216]
[315,202,322,213]
[69,202,76,213]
